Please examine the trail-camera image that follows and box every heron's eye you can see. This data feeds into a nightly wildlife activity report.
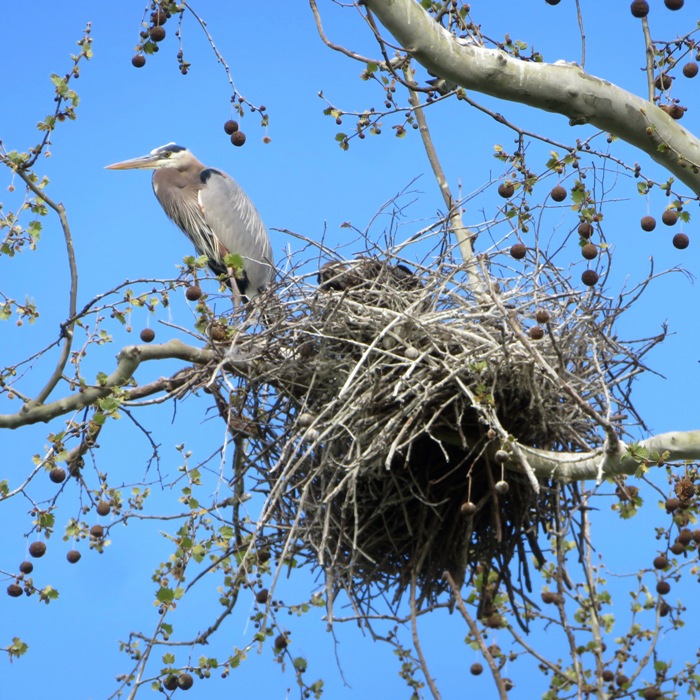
[162,151,172,158]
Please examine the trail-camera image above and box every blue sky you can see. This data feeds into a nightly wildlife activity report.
[2,2,700,699]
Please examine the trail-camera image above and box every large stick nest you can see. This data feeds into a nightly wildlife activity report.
[217,244,661,614]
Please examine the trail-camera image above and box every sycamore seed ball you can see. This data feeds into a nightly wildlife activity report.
[210,324,227,342]
[140,328,155,343]
[582,243,598,260]
[581,269,599,287]
[673,232,689,249]
[7,584,23,598]
[510,243,527,260]
[29,541,47,558]
[665,497,680,512]
[577,221,593,238]
[494,480,509,494]
[653,554,668,570]
[683,62,698,78]
[223,120,239,135]
[661,209,678,226]
[670,541,685,555]
[656,580,671,595]
[66,550,81,564]
[535,309,550,324]
[550,185,567,202]
[185,285,202,301]
[149,25,166,42]
[49,466,66,483]
[498,181,515,199]
[131,54,146,68]
[178,673,194,690]
[460,501,477,516]
[163,676,178,691]
[654,74,673,91]
[630,0,649,18]
[640,215,656,231]
[677,529,693,545]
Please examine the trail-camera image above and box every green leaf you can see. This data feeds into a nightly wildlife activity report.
[37,512,55,530]
[50,74,68,94]
[98,396,121,415]
[222,252,244,273]
[162,652,175,665]
[7,637,28,659]
[570,188,585,205]
[156,587,175,603]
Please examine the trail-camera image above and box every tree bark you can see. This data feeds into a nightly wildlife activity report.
[520,431,700,481]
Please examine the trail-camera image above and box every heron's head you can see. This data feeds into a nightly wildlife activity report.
[105,143,196,171]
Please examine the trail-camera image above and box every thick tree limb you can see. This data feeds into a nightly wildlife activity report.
[364,0,700,194]
[0,339,215,429]
[520,430,700,481]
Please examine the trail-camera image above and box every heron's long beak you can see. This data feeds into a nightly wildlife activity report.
[105,154,161,170]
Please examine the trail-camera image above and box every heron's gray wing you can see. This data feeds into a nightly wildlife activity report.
[198,169,273,296]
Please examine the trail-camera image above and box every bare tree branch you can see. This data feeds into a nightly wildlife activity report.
[0,339,215,429]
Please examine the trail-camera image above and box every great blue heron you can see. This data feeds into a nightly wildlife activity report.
[106,143,273,300]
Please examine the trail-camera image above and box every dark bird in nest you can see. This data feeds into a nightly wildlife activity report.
[317,258,423,293]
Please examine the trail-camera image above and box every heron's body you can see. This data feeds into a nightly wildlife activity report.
[106,143,273,300]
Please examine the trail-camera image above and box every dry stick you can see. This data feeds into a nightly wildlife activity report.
[579,500,608,697]
[575,0,586,69]
[402,65,487,300]
[11,168,78,409]
[552,487,585,695]
[444,572,508,700]
[641,17,656,103]
[505,622,573,686]
[410,573,442,700]
[308,0,379,65]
